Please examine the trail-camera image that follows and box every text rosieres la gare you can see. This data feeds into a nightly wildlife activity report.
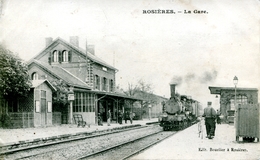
[143,9,208,14]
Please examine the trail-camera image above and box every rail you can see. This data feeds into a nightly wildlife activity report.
[0,124,145,156]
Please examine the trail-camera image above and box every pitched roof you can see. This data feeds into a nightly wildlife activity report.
[31,37,117,71]
[29,60,91,90]
[31,79,56,91]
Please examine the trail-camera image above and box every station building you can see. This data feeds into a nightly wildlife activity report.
[208,86,258,123]
[15,36,142,127]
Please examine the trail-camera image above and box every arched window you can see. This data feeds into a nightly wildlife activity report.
[53,50,58,62]
[62,50,68,62]
[32,72,38,80]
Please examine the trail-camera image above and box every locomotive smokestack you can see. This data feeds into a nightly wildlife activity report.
[170,84,176,98]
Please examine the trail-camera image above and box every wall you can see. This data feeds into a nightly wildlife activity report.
[73,112,95,124]
[34,82,53,127]
[28,64,58,82]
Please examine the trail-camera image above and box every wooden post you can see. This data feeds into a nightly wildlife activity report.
[70,101,73,124]
[68,87,75,124]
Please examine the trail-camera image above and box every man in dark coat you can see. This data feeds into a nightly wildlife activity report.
[124,111,129,124]
[202,102,217,139]
[118,110,123,124]
[98,113,103,126]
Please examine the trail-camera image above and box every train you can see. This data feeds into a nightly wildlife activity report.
[158,84,202,131]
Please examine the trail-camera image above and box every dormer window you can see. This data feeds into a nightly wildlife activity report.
[32,72,38,80]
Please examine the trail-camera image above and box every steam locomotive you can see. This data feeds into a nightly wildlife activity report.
[159,84,202,131]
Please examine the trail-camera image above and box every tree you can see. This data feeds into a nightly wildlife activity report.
[123,82,139,96]
[51,79,69,112]
[137,79,153,93]
[0,45,31,99]
[0,45,31,127]
[123,79,153,97]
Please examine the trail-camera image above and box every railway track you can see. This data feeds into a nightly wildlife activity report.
[0,124,145,157]
[2,125,161,160]
[77,131,175,160]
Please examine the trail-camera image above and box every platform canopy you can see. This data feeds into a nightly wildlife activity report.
[208,86,258,95]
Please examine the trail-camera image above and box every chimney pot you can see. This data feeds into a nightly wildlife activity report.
[87,45,95,55]
[45,37,53,47]
[70,36,79,47]
[170,84,176,98]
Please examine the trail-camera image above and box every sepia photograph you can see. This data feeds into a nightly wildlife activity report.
[0,0,259,159]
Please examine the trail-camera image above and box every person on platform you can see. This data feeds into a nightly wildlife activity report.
[118,110,123,124]
[124,111,129,124]
[129,111,134,124]
[202,102,217,139]
[98,113,103,126]
[216,109,221,124]
[107,110,111,126]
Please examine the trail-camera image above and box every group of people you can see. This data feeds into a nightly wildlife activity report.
[202,101,221,139]
[98,110,134,126]
[118,110,134,124]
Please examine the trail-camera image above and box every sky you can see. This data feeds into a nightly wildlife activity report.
[0,0,259,108]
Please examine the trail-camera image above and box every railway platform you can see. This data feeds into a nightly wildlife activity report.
[132,120,260,160]
[0,118,158,146]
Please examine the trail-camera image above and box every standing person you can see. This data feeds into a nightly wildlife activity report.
[98,113,103,126]
[129,111,134,124]
[202,102,217,139]
[124,111,128,124]
[216,109,221,124]
[118,110,123,124]
[107,109,111,126]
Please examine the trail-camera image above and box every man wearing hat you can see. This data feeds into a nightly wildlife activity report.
[202,102,217,139]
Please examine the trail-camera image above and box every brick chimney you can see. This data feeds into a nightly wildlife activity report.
[70,36,79,47]
[45,37,53,47]
[170,84,177,98]
[87,45,95,55]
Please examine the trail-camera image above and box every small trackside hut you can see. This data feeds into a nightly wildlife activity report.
[7,79,56,128]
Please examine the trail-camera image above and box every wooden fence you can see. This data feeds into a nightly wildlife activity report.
[52,112,61,125]
[236,104,259,142]
[9,112,34,128]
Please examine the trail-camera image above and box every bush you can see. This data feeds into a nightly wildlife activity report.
[0,114,12,128]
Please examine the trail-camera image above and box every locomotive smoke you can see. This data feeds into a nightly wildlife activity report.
[169,69,218,97]
[170,69,218,86]
[199,70,218,83]
[170,76,182,85]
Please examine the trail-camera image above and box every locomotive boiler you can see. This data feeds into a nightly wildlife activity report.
[159,84,200,131]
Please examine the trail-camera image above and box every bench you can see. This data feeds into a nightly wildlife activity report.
[73,114,87,127]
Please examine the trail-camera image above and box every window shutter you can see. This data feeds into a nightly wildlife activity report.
[52,51,54,62]
[58,51,62,63]
[68,51,72,62]
[48,52,51,64]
